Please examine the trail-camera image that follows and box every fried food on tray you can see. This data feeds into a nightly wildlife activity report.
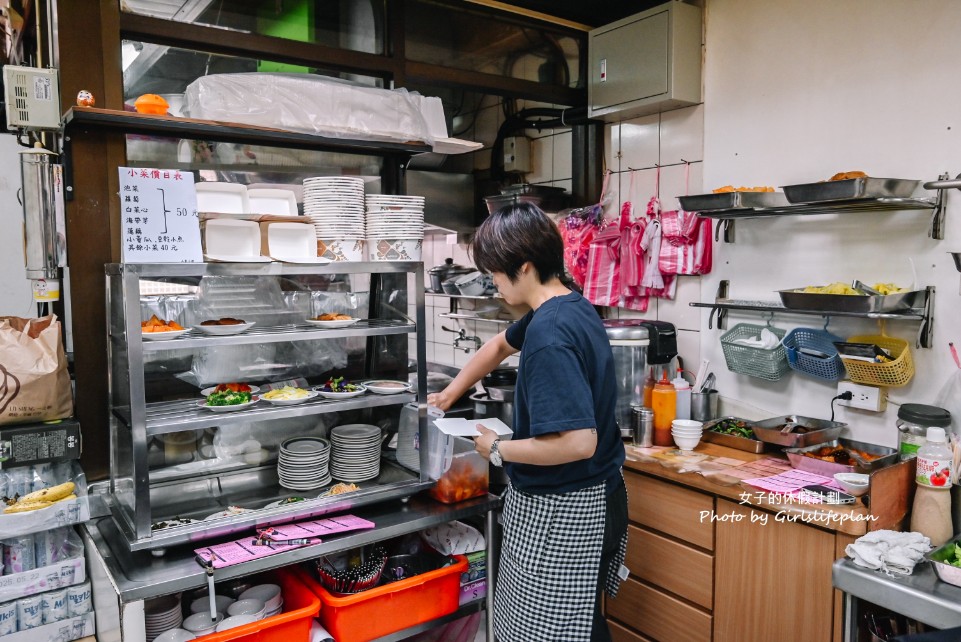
[803,445,881,464]
[200,317,245,326]
[325,482,360,496]
[141,314,184,332]
[829,171,867,181]
[712,185,775,193]
[315,312,352,321]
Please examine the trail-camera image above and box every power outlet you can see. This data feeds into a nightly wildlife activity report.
[837,381,887,412]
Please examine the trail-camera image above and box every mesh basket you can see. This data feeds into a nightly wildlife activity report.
[720,323,790,381]
[841,334,914,387]
[781,327,846,381]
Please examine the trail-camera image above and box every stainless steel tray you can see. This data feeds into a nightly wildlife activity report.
[752,414,845,448]
[778,288,925,313]
[781,177,920,204]
[784,438,898,476]
[701,417,767,454]
[679,191,789,212]
[926,535,961,588]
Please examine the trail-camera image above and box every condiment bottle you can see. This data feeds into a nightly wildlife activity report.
[642,368,655,408]
[651,372,676,447]
[910,427,954,546]
[672,371,691,421]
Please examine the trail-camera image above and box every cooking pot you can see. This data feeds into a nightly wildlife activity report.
[470,391,513,487]
[428,258,473,293]
[483,367,517,389]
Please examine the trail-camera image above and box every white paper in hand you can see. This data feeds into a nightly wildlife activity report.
[432,417,513,437]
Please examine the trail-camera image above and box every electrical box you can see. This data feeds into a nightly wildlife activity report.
[503,136,531,173]
[3,65,61,130]
[588,1,702,121]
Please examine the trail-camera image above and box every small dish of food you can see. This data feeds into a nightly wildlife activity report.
[363,380,412,395]
[142,315,188,340]
[318,482,360,497]
[314,376,367,399]
[305,313,360,328]
[833,472,870,496]
[199,386,259,412]
[200,383,260,397]
[193,318,256,335]
[261,386,318,405]
[264,496,307,509]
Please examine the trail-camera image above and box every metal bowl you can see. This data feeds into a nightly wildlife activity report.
[926,535,961,588]
[751,414,846,448]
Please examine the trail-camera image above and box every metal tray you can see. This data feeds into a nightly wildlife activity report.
[752,414,846,448]
[678,191,789,212]
[784,438,898,476]
[701,417,767,454]
[926,535,961,588]
[778,288,925,313]
[781,177,920,204]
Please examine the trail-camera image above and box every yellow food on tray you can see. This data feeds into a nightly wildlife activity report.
[261,386,309,401]
[872,283,907,295]
[801,282,860,295]
[712,185,775,193]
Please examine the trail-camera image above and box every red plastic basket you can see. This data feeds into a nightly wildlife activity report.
[194,567,321,642]
[300,555,468,642]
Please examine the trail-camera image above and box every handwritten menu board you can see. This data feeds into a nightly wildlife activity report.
[118,167,203,263]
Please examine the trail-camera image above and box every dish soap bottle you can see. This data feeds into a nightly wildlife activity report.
[672,371,691,421]
[910,427,954,546]
[651,371,676,447]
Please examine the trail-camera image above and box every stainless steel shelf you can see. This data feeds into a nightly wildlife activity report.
[438,312,512,326]
[425,291,502,300]
[130,319,415,352]
[694,197,936,220]
[689,299,926,320]
[115,392,417,435]
[107,261,422,278]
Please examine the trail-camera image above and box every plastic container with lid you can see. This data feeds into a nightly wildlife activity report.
[651,373,676,447]
[897,403,951,460]
[672,372,691,421]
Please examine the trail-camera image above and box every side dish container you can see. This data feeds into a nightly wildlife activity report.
[700,417,767,454]
[778,288,926,313]
[752,415,845,448]
[926,535,961,589]
[781,177,920,203]
[784,438,898,476]
[678,191,789,212]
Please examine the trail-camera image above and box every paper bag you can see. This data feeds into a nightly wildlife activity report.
[0,315,73,425]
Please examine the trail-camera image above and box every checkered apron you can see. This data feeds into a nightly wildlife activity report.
[495,481,623,642]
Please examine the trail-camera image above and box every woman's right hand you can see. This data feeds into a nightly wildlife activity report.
[427,389,453,412]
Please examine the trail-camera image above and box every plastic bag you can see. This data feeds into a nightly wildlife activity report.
[0,316,73,426]
[934,369,961,437]
[658,209,713,275]
[583,223,623,307]
[420,520,485,555]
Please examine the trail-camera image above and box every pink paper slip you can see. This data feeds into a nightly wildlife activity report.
[258,515,376,541]
[196,538,317,569]
[743,469,834,494]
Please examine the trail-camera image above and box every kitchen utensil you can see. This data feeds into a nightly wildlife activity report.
[852,280,883,296]
[778,288,925,313]
[678,191,788,212]
[781,177,920,203]
[784,438,898,476]
[751,414,845,448]
[631,406,654,447]
[690,389,718,422]
[925,534,961,588]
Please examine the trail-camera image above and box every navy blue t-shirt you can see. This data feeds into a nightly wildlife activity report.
[502,291,624,495]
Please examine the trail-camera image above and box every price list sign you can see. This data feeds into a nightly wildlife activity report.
[118,167,203,263]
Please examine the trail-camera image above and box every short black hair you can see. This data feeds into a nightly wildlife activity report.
[470,202,565,284]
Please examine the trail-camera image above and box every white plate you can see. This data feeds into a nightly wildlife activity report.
[281,437,330,453]
[201,385,260,397]
[331,424,382,439]
[261,390,319,406]
[363,380,411,394]
[247,188,298,216]
[315,385,367,400]
[142,329,189,341]
[197,396,260,412]
[204,507,253,520]
[305,317,361,328]
[192,321,255,335]
[264,497,309,508]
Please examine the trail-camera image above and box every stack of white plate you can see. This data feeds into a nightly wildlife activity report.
[278,437,331,491]
[330,424,383,482]
[144,594,183,641]
[303,177,367,261]
[365,195,425,261]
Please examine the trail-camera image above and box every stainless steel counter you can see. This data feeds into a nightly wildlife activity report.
[833,558,961,636]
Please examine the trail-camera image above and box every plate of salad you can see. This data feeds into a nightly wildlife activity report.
[927,538,961,588]
[314,376,367,399]
[198,387,260,412]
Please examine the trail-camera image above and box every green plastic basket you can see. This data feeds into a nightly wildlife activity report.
[720,323,790,381]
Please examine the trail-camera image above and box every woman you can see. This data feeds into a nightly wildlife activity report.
[428,202,628,642]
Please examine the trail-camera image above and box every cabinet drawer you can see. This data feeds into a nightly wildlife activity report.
[608,577,712,642]
[626,524,713,609]
[625,472,715,550]
[610,618,655,642]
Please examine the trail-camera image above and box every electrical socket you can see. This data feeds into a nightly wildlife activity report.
[837,381,887,412]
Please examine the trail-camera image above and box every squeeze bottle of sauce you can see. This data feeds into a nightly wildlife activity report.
[651,372,676,447]
[910,427,954,546]
[672,371,691,421]
[642,368,655,408]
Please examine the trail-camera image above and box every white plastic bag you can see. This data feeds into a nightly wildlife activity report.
[934,369,961,437]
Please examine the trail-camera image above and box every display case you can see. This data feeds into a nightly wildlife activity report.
[106,260,434,552]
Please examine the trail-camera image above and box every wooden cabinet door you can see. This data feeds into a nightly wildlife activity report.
[713,499,835,642]
[625,472,715,550]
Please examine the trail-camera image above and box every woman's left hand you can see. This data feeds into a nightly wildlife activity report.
[474,425,497,461]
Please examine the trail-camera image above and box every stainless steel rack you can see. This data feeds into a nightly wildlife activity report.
[106,261,434,552]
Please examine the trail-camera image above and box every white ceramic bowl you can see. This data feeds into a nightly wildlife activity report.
[454,271,485,296]
[216,614,261,632]
[318,238,365,262]
[190,594,234,615]
[834,472,870,496]
[152,629,196,642]
[672,419,704,431]
[238,584,282,612]
[227,598,266,618]
[183,612,223,634]
[672,434,701,451]
[367,237,423,262]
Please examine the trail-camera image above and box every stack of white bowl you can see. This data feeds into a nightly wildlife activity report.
[278,437,332,491]
[182,611,222,637]
[671,419,704,452]
[303,176,366,261]
[144,594,183,641]
[238,584,283,617]
[330,424,383,482]
[365,194,425,261]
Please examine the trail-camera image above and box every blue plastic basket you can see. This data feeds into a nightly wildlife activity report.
[781,327,846,381]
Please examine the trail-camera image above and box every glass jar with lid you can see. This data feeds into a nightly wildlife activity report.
[897,403,951,460]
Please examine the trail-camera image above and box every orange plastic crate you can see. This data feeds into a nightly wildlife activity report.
[301,554,468,642]
[194,567,320,642]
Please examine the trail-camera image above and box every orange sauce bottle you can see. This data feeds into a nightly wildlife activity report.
[642,367,655,408]
[651,371,676,447]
